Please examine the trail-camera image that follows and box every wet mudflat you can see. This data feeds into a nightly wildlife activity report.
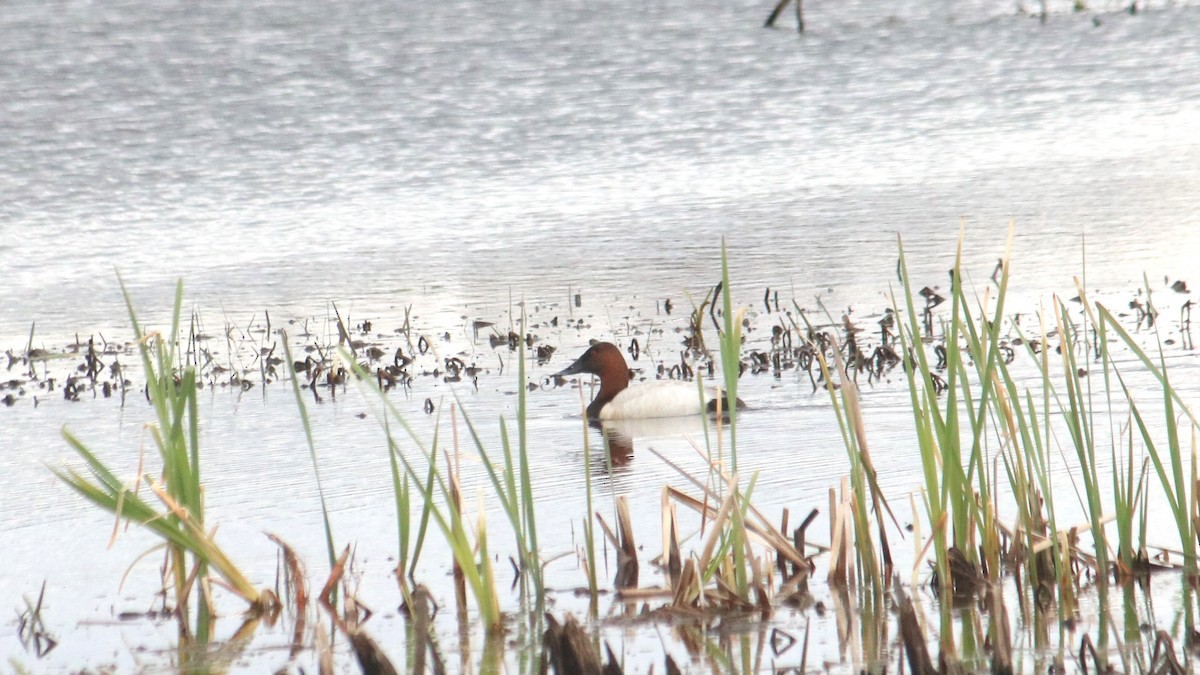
[4,0,1200,671]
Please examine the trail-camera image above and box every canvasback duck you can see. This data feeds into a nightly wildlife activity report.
[555,342,743,420]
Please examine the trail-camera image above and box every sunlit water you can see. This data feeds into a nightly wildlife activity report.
[3,0,1200,671]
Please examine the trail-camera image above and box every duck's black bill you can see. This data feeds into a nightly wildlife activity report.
[553,355,588,378]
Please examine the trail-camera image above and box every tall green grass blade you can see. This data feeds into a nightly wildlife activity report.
[55,275,270,648]
[893,238,950,593]
[718,239,740,472]
[1097,298,1199,572]
[582,416,598,607]
[346,352,504,629]
[280,333,338,574]
[514,325,542,604]
[385,421,413,588]
[1043,299,1108,584]
[409,451,438,581]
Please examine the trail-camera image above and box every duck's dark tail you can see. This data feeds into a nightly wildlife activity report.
[706,396,747,415]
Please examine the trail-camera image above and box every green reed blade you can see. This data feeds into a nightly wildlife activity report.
[718,239,740,471]
[347,352,504,628]
[514,325,542,600]
[408,454,438,581]
[385,423,412,582]
[280,332,337,573]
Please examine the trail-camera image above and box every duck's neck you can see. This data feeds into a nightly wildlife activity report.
[586,366,630,419]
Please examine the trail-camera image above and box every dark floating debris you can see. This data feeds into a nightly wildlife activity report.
[16,581,57,658]
[535,344,556,364]
[918,286,945,308]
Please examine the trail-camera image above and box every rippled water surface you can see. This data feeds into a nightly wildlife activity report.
[3,0,1200,671]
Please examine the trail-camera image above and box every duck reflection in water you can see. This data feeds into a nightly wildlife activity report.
[591,415,720,470]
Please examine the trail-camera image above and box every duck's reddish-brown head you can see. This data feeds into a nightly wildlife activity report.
[555,342,631,418]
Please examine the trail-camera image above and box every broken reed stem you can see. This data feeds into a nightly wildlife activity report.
[615,495,639,589]
[653,445,816,566]
[894,577,935,674]
[989,582,1013,674]
[662,484,815,563]
[267,534,308,659]
[408,585,443,675]
[764,0,804,31]
[663,488,682,590]
[542,614,611,675]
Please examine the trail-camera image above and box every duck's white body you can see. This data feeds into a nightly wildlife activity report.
[597,381,717,420]
[556,342,744,420]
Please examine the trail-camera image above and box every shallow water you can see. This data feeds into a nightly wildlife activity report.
[3,0,1200,671]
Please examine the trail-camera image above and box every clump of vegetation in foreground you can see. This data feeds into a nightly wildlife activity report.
[51,278,281,669]
[42,232,1200,674]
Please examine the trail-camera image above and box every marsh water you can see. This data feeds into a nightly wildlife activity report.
[3,0,1200,671]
